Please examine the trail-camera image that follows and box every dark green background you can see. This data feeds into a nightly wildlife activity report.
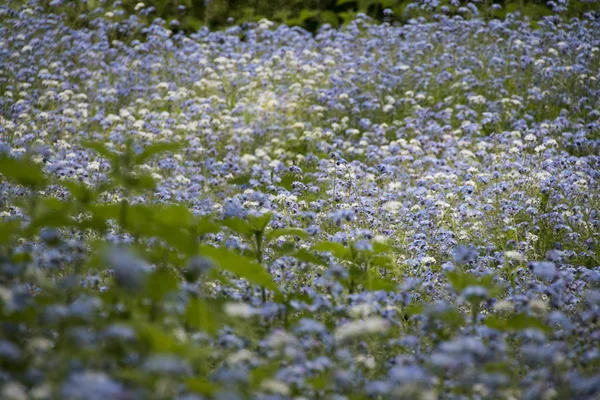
[11,0,600,33]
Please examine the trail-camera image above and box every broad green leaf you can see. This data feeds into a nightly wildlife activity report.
[145,269,179,301]
[118,173,157,193]
[61,179,98,204]
[206,246,279,291]
[186,378,218,395]
[0,156,47,188]
[293,249,327,265]
[154,204,194,228]
[279,172,297,190]
[81,140,118,163]
[0,220,21,245]
[251,364,279,388]
[272,241,297,256]
[194,216,221,237]
[446,270,503,297]
[222,218,252,238]
[308,373,331,390]
[429,306,466,329]
[373,242,392,254]
[228,173,251,185]
[134,322,180,353]
[298,8,319,23]
[114,369,153,387]
[371,254,395,270]
[266,228,309,241]
[28,197,73,231]
[485,313,549,333]
[134,142,183,165]
[312,241,348,260]
[320,10,339,27]
[404,303,424,317]
[185,297,220,335]
[247,212,272,233]
[199,245,279,292]
[363,274,397,291]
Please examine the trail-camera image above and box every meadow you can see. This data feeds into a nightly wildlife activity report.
[0,2,599,399]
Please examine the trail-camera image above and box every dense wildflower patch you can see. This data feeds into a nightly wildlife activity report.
[0,2,599,399]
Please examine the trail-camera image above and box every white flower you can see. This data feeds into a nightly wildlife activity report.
[382,201,402,214]
[349,303,374,318]
[493,300,514,312]
[87,161,100,172]
[226,349,253,364]
[420,256,436,266]
[261,379,290,396]
[528,299,548,313]
[224,302,255,318]
[334,317,389,342]
[504,251,525,262]
[355,354,376,369]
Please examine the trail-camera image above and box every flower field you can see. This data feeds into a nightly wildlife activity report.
[0,2,599,399]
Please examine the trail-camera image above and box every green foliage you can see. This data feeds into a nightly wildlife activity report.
[485,313,550,333]
[199,244,280,292]
[446,269,504,298]
[185,297,222,335]
[0,154,47,188]
[12,0,598,36]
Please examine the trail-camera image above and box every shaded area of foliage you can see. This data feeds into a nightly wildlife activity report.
[7,0,600,33]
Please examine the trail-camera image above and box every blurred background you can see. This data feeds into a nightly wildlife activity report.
[7,0,600,33]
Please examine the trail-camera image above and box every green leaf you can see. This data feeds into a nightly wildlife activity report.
[31,197,72,221]
[81,140,118,163]
[222,218,252,238]
[228,173,251,185]
[312,241,348,260]
[320,10,339,27]
[0,156,47,188]
[61,179,98,204]
[272,241,297,256]
[199,245,279,292]
[292,249,328,266]
[371,254,394,270]
[135,142,183,165]
[446,270,502,296]
[266,228,309,241]
[154,204,194,228]
[247,212,272,233]
[485,313,549,333]
[185,16,203,31]
[372,242,392,254]
[134,322,180,353]
[298,8,318,22]
[0,220,21,245]
[194,216,221,237]
[363,274,397,291]
[308,373,331,390]
[186,378,218,395]
[279,172,297,191]
[427,305,466,329]
[118,173,157,193]
[145,269,179,301]
[185,297,220,335]
[251,364,279,388]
